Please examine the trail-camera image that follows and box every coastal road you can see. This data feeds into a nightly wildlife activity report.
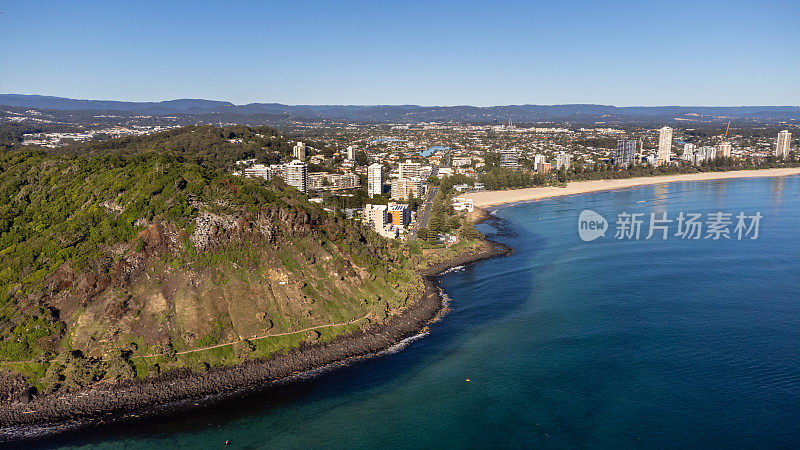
[409,185,437,240]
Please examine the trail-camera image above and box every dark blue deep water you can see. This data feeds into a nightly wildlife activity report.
[45,176,800,449]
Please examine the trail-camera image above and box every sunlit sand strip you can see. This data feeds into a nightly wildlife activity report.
[464,168,800,208]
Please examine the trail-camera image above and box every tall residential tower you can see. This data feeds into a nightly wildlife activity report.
[367,163,384,197]
[499,148,520,170]
[615,140,637,167]
[292,142,307,160]
[556,152,571,170]
[398,160,421,179]
[657,126,673,165]
[716,142,732,158]
[284,160,308,193]
[776,130,791,159]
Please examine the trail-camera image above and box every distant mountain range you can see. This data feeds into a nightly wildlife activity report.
[2,94,799,124]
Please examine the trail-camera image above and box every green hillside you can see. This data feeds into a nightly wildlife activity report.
[0,127,428,395]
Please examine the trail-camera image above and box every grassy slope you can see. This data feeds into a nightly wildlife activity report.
[0,128,428,394]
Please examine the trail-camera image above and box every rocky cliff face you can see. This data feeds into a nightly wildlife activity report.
[0,133,422,413]
[8,202,418,395]
[0,237,509,435]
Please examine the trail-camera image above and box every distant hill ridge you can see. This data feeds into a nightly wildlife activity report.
[0,94,234,114]
[1,94,799,123]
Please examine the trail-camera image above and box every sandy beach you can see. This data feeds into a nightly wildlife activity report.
[464,168,800,208]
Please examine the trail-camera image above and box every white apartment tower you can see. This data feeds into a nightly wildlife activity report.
[292,141,307,160]
[363,204,387,230]
[391,177,422,200]
[242,164,272,180]
[346,145,356,161]
[499,148,520,170]
[681,143,697,163]
[556,152,571,170]
[615,140,638,167]
[776,130,791,159]
[702,146,717,160]
[398,160,422,179]
[367,163,384,197]
[716,142,732,158]
[284,160,308,193]
[657,126,673,165]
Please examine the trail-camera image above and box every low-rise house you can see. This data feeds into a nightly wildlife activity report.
[452,197,474,212]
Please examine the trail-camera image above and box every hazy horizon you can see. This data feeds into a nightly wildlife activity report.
[3,93,799,109]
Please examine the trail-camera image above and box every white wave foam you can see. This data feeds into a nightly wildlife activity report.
[440,265,465,274]
[379,330,430,355]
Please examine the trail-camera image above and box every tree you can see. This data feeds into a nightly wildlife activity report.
[428,213,445,234]
[446,215,461,231]
[407,196,422,211]
[459,224,482,240]
[233,339,256,359]
[104,350,135,382]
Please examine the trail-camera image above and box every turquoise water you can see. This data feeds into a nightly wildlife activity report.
[44,176,800,448]
[420,146,449,157]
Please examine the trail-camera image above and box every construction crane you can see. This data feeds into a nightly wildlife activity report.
[721,120,732,157]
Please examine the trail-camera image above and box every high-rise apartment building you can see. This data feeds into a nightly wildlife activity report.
[716,142,731,158]
[657,126,673,165]
[776,130,791,159]
[367,163,384,197]
[243,164,272,180]
[284,160,308,193]
[398,160,421,179]
[681,143,697,164]
[387,204,411,227]
[363,204,387,229]
[615,140,638,167]
[536,162,552,174]
[702,146,717,161]
[556,152,571,170]
[391,177,422,200]
[292,142,307,160]
[363,204,399,239]
[499,148,520,170]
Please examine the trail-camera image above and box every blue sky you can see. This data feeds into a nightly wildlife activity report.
[1,0,798,106]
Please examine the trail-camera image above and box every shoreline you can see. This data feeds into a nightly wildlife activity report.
[465,167,800,208]
[0,237,512,442]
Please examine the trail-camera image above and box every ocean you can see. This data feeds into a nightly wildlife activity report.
[41,175,800,449]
